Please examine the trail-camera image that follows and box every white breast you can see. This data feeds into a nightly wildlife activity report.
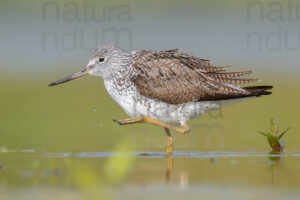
[104,79,137,117]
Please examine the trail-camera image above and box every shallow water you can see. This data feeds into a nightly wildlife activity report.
[0,149,300,199]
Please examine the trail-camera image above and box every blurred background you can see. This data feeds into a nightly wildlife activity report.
[0,0,300,199]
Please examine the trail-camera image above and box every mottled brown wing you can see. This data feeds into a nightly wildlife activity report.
[132,49,268,105]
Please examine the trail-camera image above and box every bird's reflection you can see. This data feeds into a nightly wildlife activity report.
[165,156,190,188]
[165,156,173,182]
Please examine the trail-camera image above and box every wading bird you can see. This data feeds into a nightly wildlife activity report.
[49,44,272,155]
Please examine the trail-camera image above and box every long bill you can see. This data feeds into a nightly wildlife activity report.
[48,68,90,86]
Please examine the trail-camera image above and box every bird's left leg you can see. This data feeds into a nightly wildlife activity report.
[113,116,144,125]
[142,116,190,134]
[113,116,190,134]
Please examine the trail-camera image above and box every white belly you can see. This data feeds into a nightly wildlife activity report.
[131,97,222,126]
[104,80,254,126]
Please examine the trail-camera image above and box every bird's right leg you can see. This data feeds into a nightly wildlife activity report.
[165,128,173,156]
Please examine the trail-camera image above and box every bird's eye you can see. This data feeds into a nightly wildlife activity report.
[98,57,105,62]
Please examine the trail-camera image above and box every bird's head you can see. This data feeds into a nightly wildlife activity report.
[48,44,129,86]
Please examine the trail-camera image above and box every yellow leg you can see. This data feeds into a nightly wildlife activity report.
[143,116,190,134]
[114,116,190,156]
[165,128,173,156]
[113,116,143,125]
[113,116,190,134]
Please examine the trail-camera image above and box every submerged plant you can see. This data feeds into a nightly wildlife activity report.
[259,118,291,153]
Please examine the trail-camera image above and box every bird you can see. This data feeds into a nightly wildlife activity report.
[49,44,273,155]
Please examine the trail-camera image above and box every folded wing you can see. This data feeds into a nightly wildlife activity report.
[132,49,272,105]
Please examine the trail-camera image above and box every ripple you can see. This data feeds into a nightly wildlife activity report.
[47,150,300,158]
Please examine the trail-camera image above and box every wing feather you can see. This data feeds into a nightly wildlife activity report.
[207,71,252,78]
[132,49,269,104]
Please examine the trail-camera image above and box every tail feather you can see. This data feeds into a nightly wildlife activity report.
[243,85,273,96]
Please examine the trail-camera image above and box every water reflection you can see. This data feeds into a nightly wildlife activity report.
[268,152,282,185]
[0,149,300,200]
[165,156,190,188]
[48,150,300,159]
[4,149,300,189]
[165,156,172,182]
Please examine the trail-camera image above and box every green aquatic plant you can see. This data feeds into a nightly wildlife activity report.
[0,146,9,153]
[259,118,291,153]
[104,140,135,184]
[65,139,135,199]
